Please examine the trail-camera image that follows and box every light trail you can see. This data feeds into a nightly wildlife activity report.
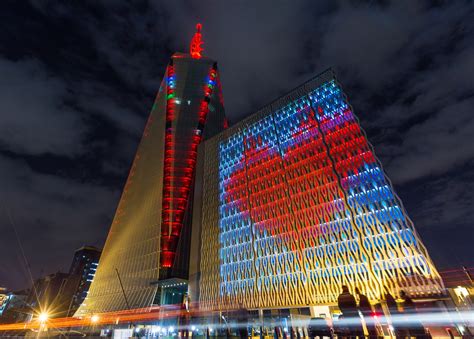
[0,306,472,333]
[0,303,217,331]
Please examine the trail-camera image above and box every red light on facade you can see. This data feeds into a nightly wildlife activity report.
[190,23,203,59]
[159,62,218,272]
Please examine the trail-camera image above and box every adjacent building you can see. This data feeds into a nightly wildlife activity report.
[0,288,8,317]
[0,246,101,322]
[75,25,226,315]
[27,272,79,318]
[67,246,101,316]
[0,289,29,324]
[191,69,444,312]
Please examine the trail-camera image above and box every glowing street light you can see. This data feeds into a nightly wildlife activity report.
[38,312,49,323]
[91,315,100,323]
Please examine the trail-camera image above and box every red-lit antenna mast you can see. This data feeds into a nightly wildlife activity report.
[190,23,203,59]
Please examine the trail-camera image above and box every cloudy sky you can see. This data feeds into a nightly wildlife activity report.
[1,1,473,290]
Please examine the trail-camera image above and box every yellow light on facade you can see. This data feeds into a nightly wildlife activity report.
[91,314,100,323]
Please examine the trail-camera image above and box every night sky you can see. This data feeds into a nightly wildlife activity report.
[1,1,473,291]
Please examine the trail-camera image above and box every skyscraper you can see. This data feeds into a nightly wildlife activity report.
[75,25,226,315]
[192,69,443,311]
[67,246,101,316]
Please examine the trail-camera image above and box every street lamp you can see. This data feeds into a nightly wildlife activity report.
[37,312,49,334]
[38,312,49,323]
[91,314,100,323]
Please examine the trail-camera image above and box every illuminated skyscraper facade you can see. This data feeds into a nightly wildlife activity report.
[76,27,226,314]
[192,69,443,310]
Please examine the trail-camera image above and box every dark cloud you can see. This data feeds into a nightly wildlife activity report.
[417,168,474,229]
[0,0,473,289]
[388,98,474,183]
[0,155,118,288]
[0,58,84,155]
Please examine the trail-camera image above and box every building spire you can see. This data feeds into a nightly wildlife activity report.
[190,23,203,59]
